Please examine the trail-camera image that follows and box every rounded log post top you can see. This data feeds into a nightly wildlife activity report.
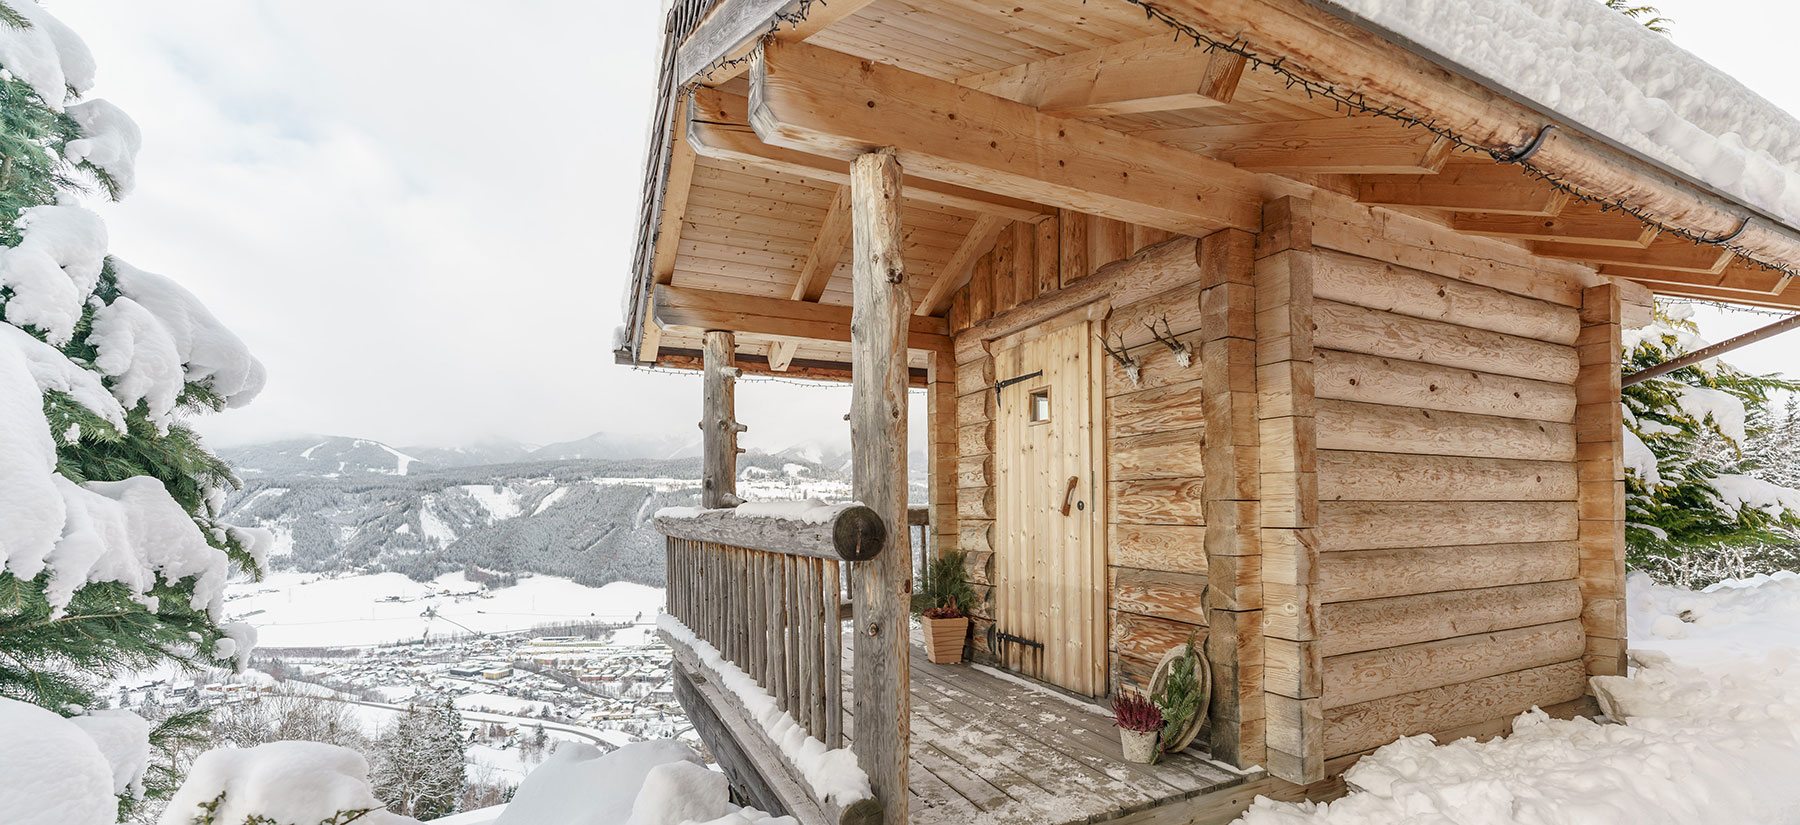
[832,505,887,561]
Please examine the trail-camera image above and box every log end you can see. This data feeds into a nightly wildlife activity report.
[837,797,884,825]
[832,506,887,561]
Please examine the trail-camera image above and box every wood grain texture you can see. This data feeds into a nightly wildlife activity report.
[1110,428,1207,480]
[1320,581,1582,657]
[1320,542,1580,604]
[1111,567,1209,625]
[1311,248,1580,343]
[1319,501,1579,551]
[1324,661,1588,757]
[1109,523,1208,575]
[1317,399,1575,461]
[1317,451,1577,502]
[1112,478,1208,524]
[1314,349,1576,423]
[1314,300,1579,383]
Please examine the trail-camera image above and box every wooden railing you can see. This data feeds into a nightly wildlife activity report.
[656,504,890,825]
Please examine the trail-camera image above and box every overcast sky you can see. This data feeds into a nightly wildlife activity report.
[51,0,1800,451]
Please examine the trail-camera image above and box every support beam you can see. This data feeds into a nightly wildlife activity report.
[766,340,798,371]
[689,89,1051,223]
[1358,163,1569,215]
[1575,286,1626,680]
[1624,310,1800,387]
[916,214,1007,317]
[1139,117,1454,175]
[1602,261,1791,295]
[792,186,854,302]
[957,34,1247,117]
[748,40,1270,236]
[848,148,910,825]
[654,284,953,353]
[702,331,743,509]
[1452,202,1658,248]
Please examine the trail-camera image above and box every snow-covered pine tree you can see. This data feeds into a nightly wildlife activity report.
[372,702,467,820]
[0,1,268,818]
[1622,303,1800,585]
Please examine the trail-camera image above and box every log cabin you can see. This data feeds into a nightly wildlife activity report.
[616,1,1800,823]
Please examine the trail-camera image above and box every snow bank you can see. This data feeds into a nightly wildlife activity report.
[0,0,95,109]
[659,614,872,807]
[0,698,116,825]
[1234,572,1800,825]
[68,709,150,800]
[493,740,791,825]
[1323,0,1800,228]
[159,741,420,825]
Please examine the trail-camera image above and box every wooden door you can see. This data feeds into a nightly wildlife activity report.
[992,313,1107,695]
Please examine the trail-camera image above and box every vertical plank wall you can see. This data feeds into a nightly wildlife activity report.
[1305,197,1596,762]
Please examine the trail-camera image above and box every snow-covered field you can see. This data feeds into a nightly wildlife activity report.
[227,571,664,648]
[1237,571,1800,825]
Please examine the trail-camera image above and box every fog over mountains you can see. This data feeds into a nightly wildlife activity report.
[217,434,864,589]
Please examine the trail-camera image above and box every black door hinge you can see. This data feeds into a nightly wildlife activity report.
[993,370,1043,399]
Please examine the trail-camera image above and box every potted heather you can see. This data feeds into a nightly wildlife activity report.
[1111,691,1163,764]
[912,550,977,664]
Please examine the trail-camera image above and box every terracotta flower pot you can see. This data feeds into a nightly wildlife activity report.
[921,615,969,664]
[1120,728,1159,763]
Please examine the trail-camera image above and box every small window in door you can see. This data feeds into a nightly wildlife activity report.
[1028,389,1051,423]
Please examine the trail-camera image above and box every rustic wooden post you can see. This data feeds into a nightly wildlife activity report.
[849,147,910,825]
[1577,284,1628,678]
[1253,198,1324,783]
[701,330,743,509]
[1199,227,1266,771]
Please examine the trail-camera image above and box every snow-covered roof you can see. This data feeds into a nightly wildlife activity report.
[1321,0,1800,230]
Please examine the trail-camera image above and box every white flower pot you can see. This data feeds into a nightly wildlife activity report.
[1120,728,1159,764]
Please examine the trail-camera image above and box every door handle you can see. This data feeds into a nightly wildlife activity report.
[1061,476,1079,516]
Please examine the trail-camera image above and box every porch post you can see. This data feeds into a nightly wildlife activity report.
[702,330,742,509]
[849,147,911,825]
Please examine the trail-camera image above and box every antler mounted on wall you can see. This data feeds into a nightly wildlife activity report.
[1144,317,1192,367]
[1100,332,1140,386]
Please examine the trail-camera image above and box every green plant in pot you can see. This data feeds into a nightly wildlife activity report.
[1151,633,1210,756]
[912,550,976,664]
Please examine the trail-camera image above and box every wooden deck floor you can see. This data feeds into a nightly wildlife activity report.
[843,636,1253,825]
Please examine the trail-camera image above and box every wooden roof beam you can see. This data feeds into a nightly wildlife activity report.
[1358,162,1570,215]
[674,0,878,85]
[956,34,1248,118]
[791,186,853,302]
[1602,261,1789,294]
[915,214,1007,317]
[747,40,1270,237]
[688,88,1052,223]
[653,283,952,353]
[1138,116,1454,175]
[1536,235,1733,273]
[1452,202,1658,248]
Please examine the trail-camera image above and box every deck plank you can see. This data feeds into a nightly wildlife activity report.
[831,634,1249,824]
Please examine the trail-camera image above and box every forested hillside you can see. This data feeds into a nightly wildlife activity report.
[218,445,854,588]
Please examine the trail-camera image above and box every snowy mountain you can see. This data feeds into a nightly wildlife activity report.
[219,443,851,589]
[221,432,714,478]
[530,432,701,461]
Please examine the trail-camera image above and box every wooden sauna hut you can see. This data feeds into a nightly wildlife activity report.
[617,1,1800,823]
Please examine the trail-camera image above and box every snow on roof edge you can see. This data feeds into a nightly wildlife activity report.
[1312,0,1800,235]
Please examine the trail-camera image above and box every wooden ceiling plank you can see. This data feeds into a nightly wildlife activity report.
[748,39,1269,236]
[689,87,1053,222]
[956,34,1248,118]
[1139,116,1453,174]
[916,214,1008,316]
[1602,262,1788,294]
[1538,236,1733,273]
[1358,162,1568,215]
[653,283,952,353]
[1452,202,1659,248]
[791,186,854,302]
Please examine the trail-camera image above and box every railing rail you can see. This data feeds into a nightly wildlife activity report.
[658,504,890,750]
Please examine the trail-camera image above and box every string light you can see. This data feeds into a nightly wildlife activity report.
[676,0,1792,280]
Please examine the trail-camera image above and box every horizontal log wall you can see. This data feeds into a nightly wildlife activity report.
[1310,196,1590,760]
[948,210,1178,664]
